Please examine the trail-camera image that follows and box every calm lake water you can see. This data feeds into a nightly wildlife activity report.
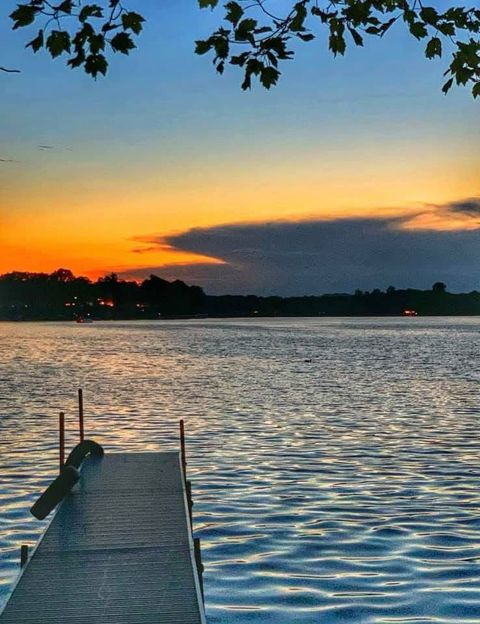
[1,318,480,622]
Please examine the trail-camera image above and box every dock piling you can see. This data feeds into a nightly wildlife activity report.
[194,538,205,603]
[59,412,65,471]
[180,419,187,478]
[20,545,28,568]
[78,388,84,443]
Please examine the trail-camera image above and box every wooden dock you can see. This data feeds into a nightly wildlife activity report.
[0,451,206,624]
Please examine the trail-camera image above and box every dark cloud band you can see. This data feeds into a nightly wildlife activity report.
[123,197,480,295]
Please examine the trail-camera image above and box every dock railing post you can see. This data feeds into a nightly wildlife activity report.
[78,388,84,443]
[180,419,194,525]
[194,537,205,603]
[59,412,65,472]
[20,545,29,568]
[180,419,187,479]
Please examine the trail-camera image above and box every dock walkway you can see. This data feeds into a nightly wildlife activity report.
[0,451,206,624]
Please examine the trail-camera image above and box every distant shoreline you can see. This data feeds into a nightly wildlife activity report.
[2,313,480,323]
[2,270,480,320]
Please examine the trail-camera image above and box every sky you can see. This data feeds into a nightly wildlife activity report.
[0,1,478,295]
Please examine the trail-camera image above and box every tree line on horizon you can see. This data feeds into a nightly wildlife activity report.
[1,268,480,320]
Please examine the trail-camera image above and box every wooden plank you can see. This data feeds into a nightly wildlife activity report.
[0,452,206,624]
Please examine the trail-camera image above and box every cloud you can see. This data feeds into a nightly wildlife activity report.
[400,196,480,231]
[131,245,164,254]
[444,197,480,217]
[121,205,480,295]
[37,145,73,152]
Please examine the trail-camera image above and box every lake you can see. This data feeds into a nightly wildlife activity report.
[1,318,480,622]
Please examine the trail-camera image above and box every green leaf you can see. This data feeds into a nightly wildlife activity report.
[89,34,105,54]
[79,5,103,22]
[46,31,71,58]
[241,72,251,90]
[262,37,289,59]
[10,4,37,30]
[442,77,454,94]
[195,39,214,55]
[260,66,280,89]
[110,32,136,54]
[409,21,428,39]
[225,1,243,26]
[26,29,44,53]
[57,1,74,14]
[425,37,442,59]
[290,3,307,32]
[213,36,229,59]
[73,22,94,46]
[230,52,249,66]
[473,82,480,98]
[84,53,108,78]
[235,18,257,41]
[329,33,346,56]
[198,0,218,7]
[420,7,438,25]
[122,12,145,35]
[348,27,364,47]
[68,51,86,69]
[437,22,455,36]
[297,32,315,42]
[455,66,473,85]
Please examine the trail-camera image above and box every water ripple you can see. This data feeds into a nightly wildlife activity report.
[1,317,480,622]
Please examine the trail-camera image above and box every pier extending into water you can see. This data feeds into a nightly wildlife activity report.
[0,447,206,623]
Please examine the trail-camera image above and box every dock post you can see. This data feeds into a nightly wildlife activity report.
[20,545,28,568]
[186,480,194,525]
[180,419,187,478]
[59,412,65,471]
[194,538,205,603]
[78,388,84,443]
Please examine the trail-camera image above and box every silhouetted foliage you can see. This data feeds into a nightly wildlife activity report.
[432,281,447,292]
[1,269,480,320]
[0,270,207,320]
[5,1,480,96]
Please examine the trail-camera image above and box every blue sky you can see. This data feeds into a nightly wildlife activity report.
[1,1,478,293]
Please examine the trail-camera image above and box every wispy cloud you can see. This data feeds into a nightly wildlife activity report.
[37,145,73,151]
[131,246,164,254]
[402,196,480,230]
[444,197,480,217]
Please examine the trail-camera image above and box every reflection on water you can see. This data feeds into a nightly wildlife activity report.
[1,318,480,622]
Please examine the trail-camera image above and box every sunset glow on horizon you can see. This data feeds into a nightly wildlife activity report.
[1,2,478,291]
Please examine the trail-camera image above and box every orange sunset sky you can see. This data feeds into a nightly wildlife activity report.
[1,2,478,286]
